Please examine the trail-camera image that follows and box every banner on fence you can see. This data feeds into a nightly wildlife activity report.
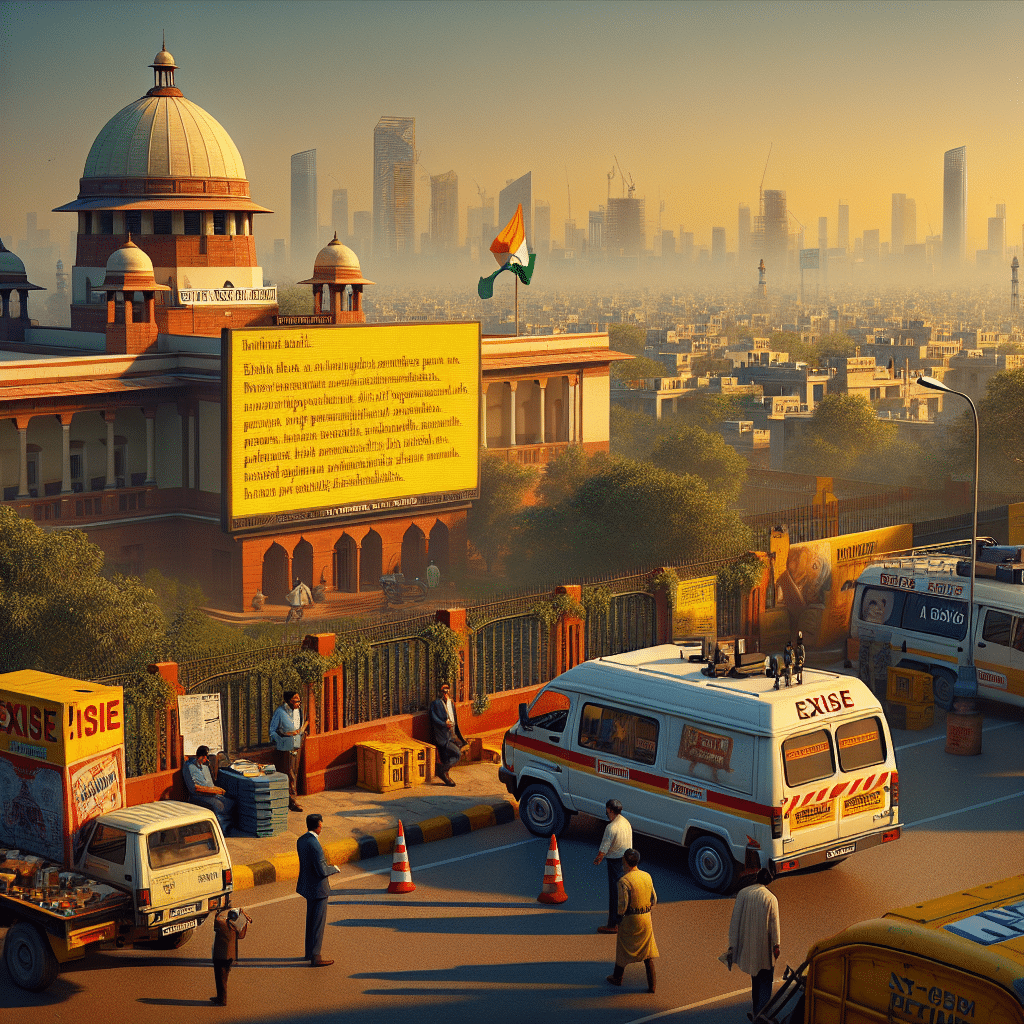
[760,523,913,651]
[177,694,225,755]
[674,576,717,639]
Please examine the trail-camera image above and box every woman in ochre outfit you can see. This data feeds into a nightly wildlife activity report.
[606,848,659,993]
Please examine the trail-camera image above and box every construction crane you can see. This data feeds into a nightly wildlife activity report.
[606,166,616,202]
[614,156,635,199]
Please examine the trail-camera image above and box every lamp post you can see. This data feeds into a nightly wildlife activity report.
[917,375,979,712]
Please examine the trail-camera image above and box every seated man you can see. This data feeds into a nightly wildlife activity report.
[183,745,235,834]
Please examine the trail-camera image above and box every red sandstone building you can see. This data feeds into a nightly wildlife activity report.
[0,45,625,612]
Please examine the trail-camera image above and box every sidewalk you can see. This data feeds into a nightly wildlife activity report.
[225,759,518,890]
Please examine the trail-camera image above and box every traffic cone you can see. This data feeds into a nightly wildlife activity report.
[387,820,416,894]
[537,834,568,904]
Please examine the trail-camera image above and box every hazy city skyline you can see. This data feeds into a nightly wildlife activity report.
[1,0,1021,264]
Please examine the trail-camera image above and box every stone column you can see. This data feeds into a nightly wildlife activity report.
[60,414,73,494]
[507,382,518,447]
[568,375,579,443]
[104,411,117,489]
[16,417,31,497]
[144,408,157,485]
[480,384,488,448]
[538,379,548,444]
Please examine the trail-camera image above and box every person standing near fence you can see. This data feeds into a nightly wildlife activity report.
[271,690,307,812]
[430,681,466,787]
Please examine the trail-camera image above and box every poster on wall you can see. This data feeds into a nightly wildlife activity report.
[760,523,914,651]
[177,694,225,756]
[0,751,65,862]
[673,576,717,640]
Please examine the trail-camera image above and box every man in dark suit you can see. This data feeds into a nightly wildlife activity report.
[429,682,466,787]
[296,813,340,966]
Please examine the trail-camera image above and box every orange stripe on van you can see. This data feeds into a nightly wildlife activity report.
[508,732,774,824]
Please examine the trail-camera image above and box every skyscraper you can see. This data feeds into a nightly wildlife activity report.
[942,145,967,266]
[905,198,917,248]
[331,188,349,241]
[891,194,906,255]
[988,203,1006,258]
[606,197,645,256]
[711,226,726,263]
[290,149,318,272]
[498,172,532,247]
[373,116,415,257]
[738,204,751,260]
[838,203,849,252]
[534,202,551,255]
[762,190,788,268]
[429,171,459,253]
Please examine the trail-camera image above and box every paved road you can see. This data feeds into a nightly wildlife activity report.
[4,711,1023,1023]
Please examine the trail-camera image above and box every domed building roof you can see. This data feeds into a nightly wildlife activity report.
[0,240,44,289]
[83,93,246,181]
[298,234,375,286]
[54,45,270,215]
[94,239,170,292]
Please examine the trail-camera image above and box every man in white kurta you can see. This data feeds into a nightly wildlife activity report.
[728,868,781,1019]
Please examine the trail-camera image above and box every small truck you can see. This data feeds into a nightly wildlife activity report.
[1,800,233,990]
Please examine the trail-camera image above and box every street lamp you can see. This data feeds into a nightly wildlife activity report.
[917,374,978,708]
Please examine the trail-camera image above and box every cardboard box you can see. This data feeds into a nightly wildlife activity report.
[886,666,934,706]
[885,700,934,731]
[356,743,411,793]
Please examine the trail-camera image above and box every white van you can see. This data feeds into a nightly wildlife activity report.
[498,645,900,892]
[850,555,1024,709]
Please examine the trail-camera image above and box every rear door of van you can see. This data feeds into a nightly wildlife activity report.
[781,725,843,855]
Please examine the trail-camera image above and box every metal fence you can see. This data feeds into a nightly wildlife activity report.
[585,591,658,660]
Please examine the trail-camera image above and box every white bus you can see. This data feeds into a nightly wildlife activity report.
[850,555,1024,709]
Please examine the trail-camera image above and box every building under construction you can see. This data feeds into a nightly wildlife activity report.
[605,196,645,256]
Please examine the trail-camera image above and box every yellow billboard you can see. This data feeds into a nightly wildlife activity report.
[759,523,913,650]
[223,322,481,533]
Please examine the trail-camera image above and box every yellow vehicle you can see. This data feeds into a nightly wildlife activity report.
[758,875,1024,1023]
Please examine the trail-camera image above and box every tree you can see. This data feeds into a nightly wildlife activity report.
[515,459,751,580]
[145,571,250,663]
[607,323,647,355]
[610,406,671,462]
[611,354,671,384]
[276,286,314,316]
[0,508,166,678]
[467,454,537,572]
[947,367,1024,490]
[671,391,746,430]
[817,333,857,361]
[651,426,747,501]
[535,445,610,507]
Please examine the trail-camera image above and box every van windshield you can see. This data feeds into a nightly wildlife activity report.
[147,821,221,868]
[526,690,571,733]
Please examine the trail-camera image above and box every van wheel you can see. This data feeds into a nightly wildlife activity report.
[687,836,736,893]
[3,921,59,992]
[519,783,567,837]
[930,669,955,711]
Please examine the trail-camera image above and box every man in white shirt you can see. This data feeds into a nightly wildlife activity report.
[594,798,632,933]
[727,868,781,1019]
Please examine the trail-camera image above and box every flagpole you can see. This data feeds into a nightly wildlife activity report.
[514,275,519,337]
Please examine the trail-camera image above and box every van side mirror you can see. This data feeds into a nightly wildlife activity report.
[518,702,533,731]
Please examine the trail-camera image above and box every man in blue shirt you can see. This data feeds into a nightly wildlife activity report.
[183,745,235,833]
[270,691,306,812]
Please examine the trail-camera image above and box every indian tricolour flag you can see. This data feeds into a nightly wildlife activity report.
[477,203,537,299]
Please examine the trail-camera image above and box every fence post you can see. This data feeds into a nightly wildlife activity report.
[147,662,183,775]
[434,608,469,702]
[552,586,585,676]
[648,570,672,644]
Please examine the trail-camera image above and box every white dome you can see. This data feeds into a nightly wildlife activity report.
[106,239,155,276]
[83,94,246,180]
[315,235,361,271]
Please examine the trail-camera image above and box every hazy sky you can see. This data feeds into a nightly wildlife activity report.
[2,0,1022,259]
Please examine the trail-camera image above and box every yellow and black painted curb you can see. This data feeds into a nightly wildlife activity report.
[231,799,519,890]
